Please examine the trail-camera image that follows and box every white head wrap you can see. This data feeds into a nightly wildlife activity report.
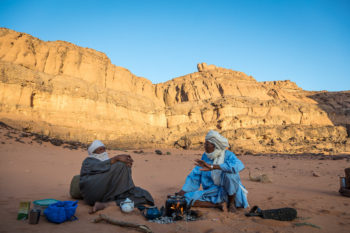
[205,130,229,151]
[204,130,229,186]
[87,140,109,161]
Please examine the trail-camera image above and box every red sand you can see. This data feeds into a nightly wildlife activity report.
[1,129,350,233]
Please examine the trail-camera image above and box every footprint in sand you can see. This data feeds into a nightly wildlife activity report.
[319,209,330,214]
[290,202,297,207]
[203,229,215,233]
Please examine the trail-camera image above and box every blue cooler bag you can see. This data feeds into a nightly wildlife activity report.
[44,201,78,223]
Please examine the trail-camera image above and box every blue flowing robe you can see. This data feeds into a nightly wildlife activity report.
[182,150,249,208]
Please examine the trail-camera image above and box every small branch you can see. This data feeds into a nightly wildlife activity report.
[92,214,153,233]
[294,222,321,229]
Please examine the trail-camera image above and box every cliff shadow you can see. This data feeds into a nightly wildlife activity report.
[307,91,350,137]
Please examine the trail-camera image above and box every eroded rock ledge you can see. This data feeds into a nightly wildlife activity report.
[0,28,349,154]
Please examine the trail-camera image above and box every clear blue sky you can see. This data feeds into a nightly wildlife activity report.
[1,0,349,91]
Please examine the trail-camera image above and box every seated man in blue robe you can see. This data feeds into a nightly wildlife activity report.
[177,130,248,212]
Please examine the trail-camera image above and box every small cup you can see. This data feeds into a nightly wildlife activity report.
[29,209,41,224]
[340,177,347,189]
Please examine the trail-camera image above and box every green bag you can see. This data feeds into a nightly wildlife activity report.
[70,175,83,199]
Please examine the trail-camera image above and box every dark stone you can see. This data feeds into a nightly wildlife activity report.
[174,136,192,150]
[0,121,14,130]
[64,141,86,149]
[50,139,63,146]
[35,135,49,142]
[4,132,13,138]
[70,145,78,150]
[15,138,25,143]
[155,150,162,155]
[63,145,78,150]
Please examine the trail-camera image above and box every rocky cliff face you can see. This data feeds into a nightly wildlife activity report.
[0,28,349,154]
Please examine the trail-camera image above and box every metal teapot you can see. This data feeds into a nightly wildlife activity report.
[139,206,161,220]
[120,198,134,213]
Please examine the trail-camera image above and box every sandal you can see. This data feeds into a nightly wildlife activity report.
[245,206,297,221]
[245,206,263,217]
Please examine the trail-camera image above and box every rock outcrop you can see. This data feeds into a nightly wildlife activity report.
[0,28,349,154]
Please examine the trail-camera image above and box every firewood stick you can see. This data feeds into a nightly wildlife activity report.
[345,168,350,188]
[92,214,153,233]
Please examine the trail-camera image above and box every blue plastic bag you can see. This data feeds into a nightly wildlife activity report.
[44,201,78,223]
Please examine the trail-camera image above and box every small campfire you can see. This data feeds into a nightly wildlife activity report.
[165,195,187,220]
[149,194,200,224]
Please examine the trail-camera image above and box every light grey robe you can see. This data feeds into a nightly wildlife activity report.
[79,158,154,206]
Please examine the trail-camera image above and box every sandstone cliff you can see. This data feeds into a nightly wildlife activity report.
[0,28,349,154]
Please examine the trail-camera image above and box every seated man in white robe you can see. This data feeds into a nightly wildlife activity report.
[178,130,248,212]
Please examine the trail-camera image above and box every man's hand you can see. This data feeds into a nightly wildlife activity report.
[194,159,211,171]
[111,154,134,167]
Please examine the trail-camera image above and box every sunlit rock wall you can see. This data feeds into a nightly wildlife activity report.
[1,28,349,154]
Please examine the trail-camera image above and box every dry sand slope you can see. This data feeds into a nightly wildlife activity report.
[0,126,350,233]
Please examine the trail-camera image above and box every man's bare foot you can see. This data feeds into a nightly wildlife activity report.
[227,194,237,213]
[227,202,237,213]
[89,202,112,214]
[217,204,224,211]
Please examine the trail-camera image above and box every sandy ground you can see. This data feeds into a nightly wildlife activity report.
[0,127,350,233]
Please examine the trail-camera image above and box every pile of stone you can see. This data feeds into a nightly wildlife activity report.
[148,212,198,224]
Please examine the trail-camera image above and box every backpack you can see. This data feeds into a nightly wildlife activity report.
[70,175,83,199]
